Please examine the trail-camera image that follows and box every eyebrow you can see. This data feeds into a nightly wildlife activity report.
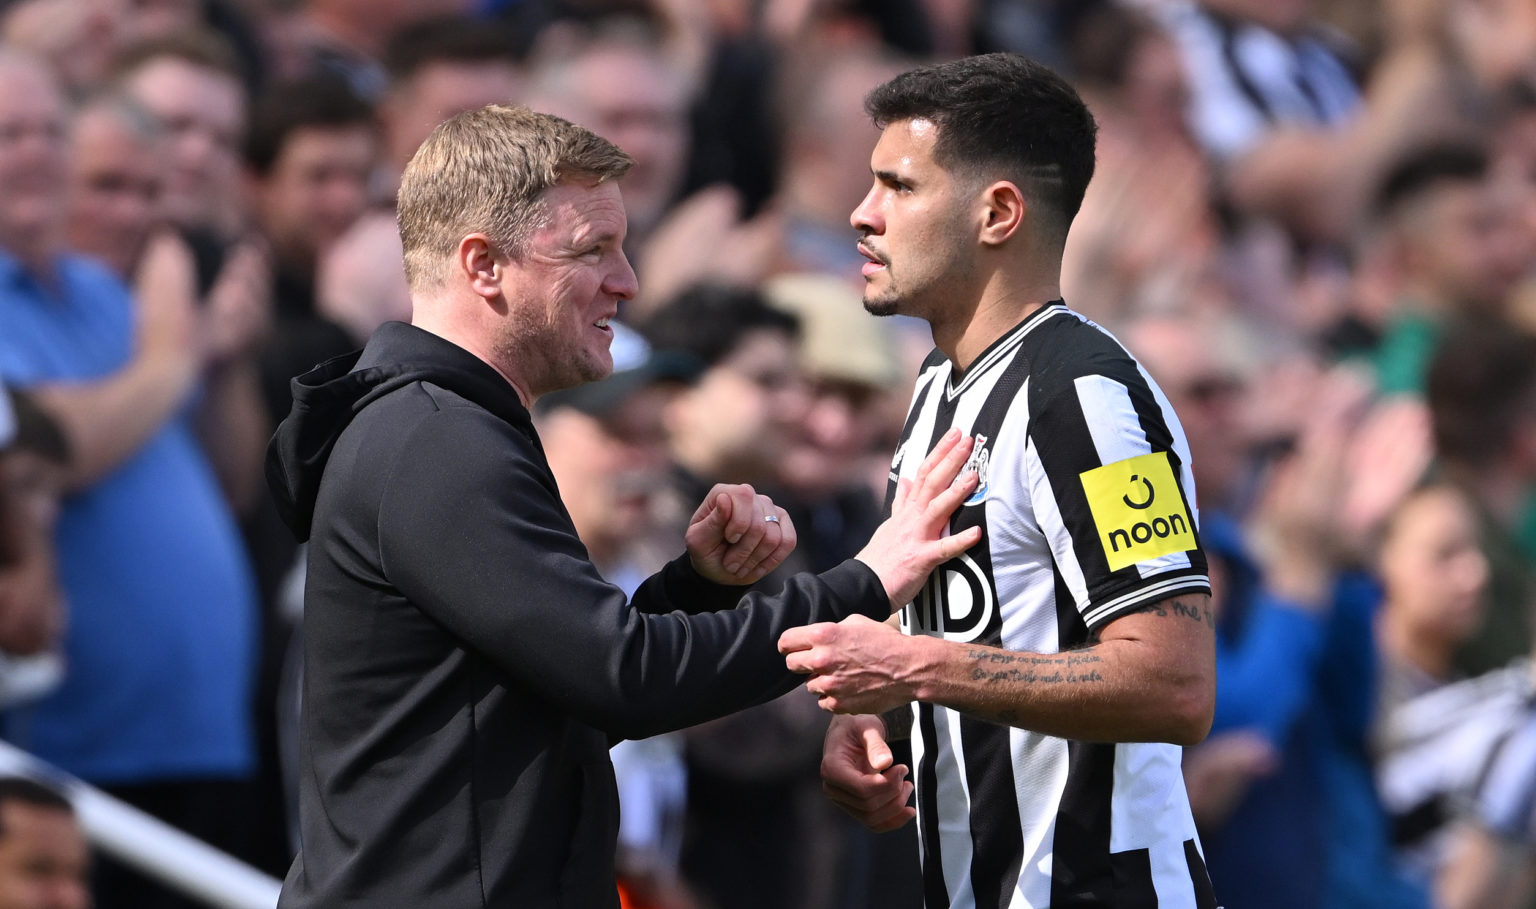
[572,228,622,248]
[873,168,909,185]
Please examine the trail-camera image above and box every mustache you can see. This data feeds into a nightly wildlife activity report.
[856,240,889,266]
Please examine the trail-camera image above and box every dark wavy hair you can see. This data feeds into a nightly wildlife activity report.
[864,53,1098,231]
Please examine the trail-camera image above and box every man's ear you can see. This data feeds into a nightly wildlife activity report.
[457,234,503,300]
[979,180,1026,247]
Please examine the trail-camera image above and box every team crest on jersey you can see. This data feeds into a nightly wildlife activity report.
[962,434,991,506]
[1079,451,1195,572]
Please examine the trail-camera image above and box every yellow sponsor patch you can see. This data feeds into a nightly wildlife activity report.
[1079,451,1196,572]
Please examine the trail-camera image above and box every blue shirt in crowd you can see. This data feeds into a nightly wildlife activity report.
[0,250,257,784]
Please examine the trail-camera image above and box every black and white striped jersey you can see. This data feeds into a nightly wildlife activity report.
[1376,661,1536,875]
[887,302,1215,908]
[1161,1,1359,162]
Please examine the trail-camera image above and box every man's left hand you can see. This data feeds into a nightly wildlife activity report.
[685,483,795,585]
[779,614,920,714]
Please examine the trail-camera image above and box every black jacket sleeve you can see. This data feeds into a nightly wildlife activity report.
[376,405,888,740]
[631,555,776,617]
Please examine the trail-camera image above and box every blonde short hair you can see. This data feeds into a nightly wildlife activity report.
[396,104,633,290]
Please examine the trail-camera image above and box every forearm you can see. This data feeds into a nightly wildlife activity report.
[194,358,269,514]
[33,355,198,490]
[914,643,1206,745]
[905,599,1215,745]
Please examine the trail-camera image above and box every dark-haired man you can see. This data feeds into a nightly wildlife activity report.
[245,74,378,427]
[1367,143,1530,397]
[780,53,1219,906]
[0,778,88,909]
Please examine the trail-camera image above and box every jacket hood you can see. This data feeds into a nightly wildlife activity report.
[265,321,532,542]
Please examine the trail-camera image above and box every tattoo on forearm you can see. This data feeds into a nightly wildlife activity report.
[965,649,1104,685]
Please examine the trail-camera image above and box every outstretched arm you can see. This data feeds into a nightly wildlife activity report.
[781,592,1216,746]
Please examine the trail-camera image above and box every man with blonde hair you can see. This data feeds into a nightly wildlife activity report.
[267,104,984,907]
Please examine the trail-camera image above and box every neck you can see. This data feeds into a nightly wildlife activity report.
[0,228,60,282]
[1377,610,1453,681]
[934,271,1061,371]
[411,302,535,407]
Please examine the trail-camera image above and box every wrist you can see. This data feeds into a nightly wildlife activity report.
[880,704,913,742]
[900,633,942,704]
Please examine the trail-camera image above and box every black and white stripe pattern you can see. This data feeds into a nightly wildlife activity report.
[888,302,1214,907]
[1377,662,1536,873]
[1162,2,1359,161]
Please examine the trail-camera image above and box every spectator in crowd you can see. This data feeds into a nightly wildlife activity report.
[527,17,779,316]
[764,273,903,572]
[0,387,70,705]
[376,16,524,199]
[525,17,690,248]
[1372,483,1510,896]
[1425,317,1536,656]
[281,0,480,100]
[316,16,526,345]
[641,284,806,507]
[771,49,908,281]
[1367,144,1532,396]
[243,73,377,427]
[535,324,696,592]
[1374,481,1490,712]
[0,52,261,909]
[64,94,165,281]
[0,777,89,909]
[0,0,128,100]
[1375,319,1536,902]
[112,30,250,246]
[1159,0,1466,244]
[65,91,270,518]
[1433,681,1536,909]
[1061,4,1221,323]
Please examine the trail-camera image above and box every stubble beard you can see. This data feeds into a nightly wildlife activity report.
[494,314,612,398]
[862,272,902,318]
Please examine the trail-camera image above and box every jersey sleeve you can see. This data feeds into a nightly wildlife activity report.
[1023,352,1210,632]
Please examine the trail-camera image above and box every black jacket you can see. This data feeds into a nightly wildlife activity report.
[267,322,887,908]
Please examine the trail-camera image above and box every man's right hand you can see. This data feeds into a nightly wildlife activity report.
[856,428,981,611]
[821,713,915,832]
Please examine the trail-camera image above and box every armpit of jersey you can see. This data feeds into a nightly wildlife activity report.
[1078,451,1197,572]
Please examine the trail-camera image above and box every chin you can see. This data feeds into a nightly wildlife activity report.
[863,288,901,317]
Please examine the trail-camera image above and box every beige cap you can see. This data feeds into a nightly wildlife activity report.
[764,273,903,389]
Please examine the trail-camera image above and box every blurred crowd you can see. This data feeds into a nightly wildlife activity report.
[0,0,1533,907]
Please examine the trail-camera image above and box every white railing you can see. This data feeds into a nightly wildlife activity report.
[0,739,282,909]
